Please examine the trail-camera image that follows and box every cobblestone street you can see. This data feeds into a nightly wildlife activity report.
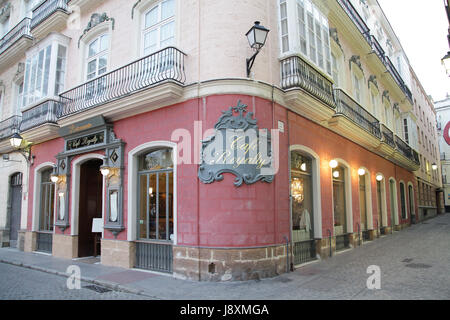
[1,213,449,300]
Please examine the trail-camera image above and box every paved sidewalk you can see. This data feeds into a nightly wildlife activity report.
[1,213,450,300]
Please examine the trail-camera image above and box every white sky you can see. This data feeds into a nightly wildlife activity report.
[377,0,450,103]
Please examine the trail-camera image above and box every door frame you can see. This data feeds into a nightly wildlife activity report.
[71,153,105,239]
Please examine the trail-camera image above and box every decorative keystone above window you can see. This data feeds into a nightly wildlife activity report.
[0,3,11,23]
[382,90,391,103]
[78,13,115,47]
[393,103,400,113]
[349,55,364,74]
[368,75,378,89]
[329,28,342,49]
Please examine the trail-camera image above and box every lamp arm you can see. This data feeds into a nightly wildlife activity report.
[246,49,261,77]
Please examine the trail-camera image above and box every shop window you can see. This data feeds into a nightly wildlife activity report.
[39,168,55,232]
[290,151,314,241]
[138,148,174,241]
[332,166,347,235]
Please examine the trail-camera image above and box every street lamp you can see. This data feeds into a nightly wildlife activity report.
[245,21,270,77]
[9,132,33,164]
[432,163,438,171]
[442,52,450,76]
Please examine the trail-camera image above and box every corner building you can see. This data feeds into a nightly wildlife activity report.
[0,0,431,281]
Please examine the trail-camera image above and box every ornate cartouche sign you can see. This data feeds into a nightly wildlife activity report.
[198,100,275,187]
[66,131,105,151]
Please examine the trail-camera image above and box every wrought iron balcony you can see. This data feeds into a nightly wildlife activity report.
[31,0,70,30]
[20,99,59,132]
[280,55,335,108]
[380,124,395,148]
[0,18,32,55]
[0,115,22,141]
[336,0,371,46]
[370,35,385,63]
[334,89,381,139]
[394,135,416,163]
[58,47,186,118]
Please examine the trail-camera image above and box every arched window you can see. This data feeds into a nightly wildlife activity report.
[141,0,175,56]
[39,168,55,232]
[137,148,174,241]
[332,165,347,236]
[408,184,415,222]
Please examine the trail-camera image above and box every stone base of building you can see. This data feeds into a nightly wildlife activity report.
[24,231,37,252]
[52,234,78,259]
[316,238,332,259]
[17,230,26,251]
[0,229,9,248]
[173,245,288,282]
[101,239,135,269]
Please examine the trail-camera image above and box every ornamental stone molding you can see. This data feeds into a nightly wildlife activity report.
[78,12,115,47]
[368,75,378,89]
[0,2,11,24]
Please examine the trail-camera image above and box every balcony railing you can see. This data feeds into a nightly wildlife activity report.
[394,135,416,163]
[334,89,381,139]
[58,47,186,118]
[20,99,59,132]
[0,115,22,140]
[0,18,32,55]
[370,35,385,62]
[280,55,335,108]
[337,0,371,46]
[31,0,70,30]
[381,124,395,148]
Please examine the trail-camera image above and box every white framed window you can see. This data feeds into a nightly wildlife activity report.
[280,0,332,76]
[0,13,10,38]
[331,53,339,86]
[86,34,109,81]
[141,0,175,56]
[22,34,69,107]
[370,90,378,118]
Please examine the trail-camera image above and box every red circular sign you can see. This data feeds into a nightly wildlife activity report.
[444,122,450,146]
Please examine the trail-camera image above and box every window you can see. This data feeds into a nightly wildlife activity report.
[353,73,362,103]
[331,53,339,86]
[399,182,407,219]
[281,0,332,76]
[86,34,109,80]
[403,118,409,144]
[290,152,314,241]
[384,100,392,128]
[138,148,174,241]
[23,45,52,105]
[55,45,66,95]
[332,166,347,235]
[370,91,378,118]
[280,0,289,52]
[142,0,175,56]
[39,168,55,232]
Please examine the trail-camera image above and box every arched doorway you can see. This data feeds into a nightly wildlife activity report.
[8,173,23,248]
[408,184,416,224]
[78,159,103,257]
[290,150,316,266]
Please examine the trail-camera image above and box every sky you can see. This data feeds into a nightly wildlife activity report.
[377,0,450,103]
